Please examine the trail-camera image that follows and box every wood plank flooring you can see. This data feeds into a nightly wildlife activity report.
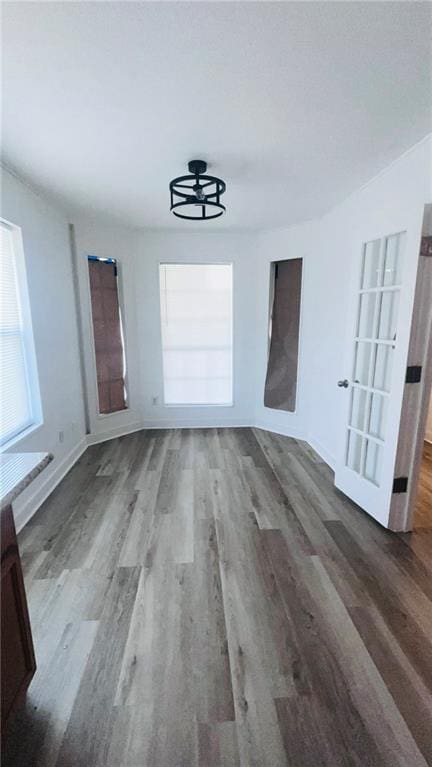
[414,441,432,528]
[3,428,432,766]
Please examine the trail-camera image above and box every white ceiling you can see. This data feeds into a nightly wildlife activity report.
[2,2,431,230]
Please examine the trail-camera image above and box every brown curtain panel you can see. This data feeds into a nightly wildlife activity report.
[88,259,127,414]
[264,258,302,412]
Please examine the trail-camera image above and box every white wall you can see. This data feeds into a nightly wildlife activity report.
[73,225,258,434]
[256,135,432,471]
[1,168,86,528]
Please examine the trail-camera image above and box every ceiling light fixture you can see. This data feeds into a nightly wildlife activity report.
[169,160,226,220]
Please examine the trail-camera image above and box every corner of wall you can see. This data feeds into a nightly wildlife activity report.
[86,420,145,445]
[305,434,336,470]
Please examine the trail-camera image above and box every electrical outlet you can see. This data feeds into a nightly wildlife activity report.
[58,430,64,443]
[152,396,159,406]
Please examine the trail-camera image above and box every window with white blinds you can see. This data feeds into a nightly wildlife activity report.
[0,221,39,445]
[159,263,233,406]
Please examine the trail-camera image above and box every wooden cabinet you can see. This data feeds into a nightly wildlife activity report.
[1,504,36,736]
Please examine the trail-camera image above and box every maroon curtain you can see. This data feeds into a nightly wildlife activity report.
[264,258,302,412]
[88,259,127,414]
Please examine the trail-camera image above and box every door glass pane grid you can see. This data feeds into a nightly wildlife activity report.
[360,232,404,294]
[346,424,384,446]
[346,231,405,487]
[356,240,384,348]
[349,382,391,396]
[346,425,383,486]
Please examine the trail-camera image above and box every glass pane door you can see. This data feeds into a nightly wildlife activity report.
[345,232,405,487]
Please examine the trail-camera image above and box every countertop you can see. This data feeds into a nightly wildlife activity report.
[0,452,53,512]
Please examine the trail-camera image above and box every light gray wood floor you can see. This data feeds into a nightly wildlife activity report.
[415,441,432,529]
[3,428,432,766]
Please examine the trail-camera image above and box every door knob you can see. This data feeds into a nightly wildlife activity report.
[337,379,349,388]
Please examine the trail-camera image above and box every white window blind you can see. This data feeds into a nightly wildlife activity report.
[0,222,34,445]
[159,263,233,406]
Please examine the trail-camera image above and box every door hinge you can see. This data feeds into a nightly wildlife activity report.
[406,365,422,384]
[420,236,432,257]
[393,476,408,494]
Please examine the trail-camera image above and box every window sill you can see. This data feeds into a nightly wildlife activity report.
[163,403,234,408]
[0,420,44,453]
[95,408,130,419]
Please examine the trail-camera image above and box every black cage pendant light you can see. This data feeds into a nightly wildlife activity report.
[169,160,226,220]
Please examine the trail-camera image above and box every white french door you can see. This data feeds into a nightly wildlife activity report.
[334,230,411,527]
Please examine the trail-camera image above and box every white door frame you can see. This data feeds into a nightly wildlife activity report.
[389,205,432,531]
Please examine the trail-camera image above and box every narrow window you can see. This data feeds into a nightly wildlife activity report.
[0,220,41,445]
[159,263,233,406]
[88,256,127,414]
[264,258,302,412]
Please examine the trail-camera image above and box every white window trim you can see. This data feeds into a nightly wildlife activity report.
[1,218,43,448]
[159,261,234,408]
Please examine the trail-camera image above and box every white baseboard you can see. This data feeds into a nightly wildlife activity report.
[86,421,144,446]
[306,435,336,470]
[254,419,304,441]
[254,422,336,469]
[142,418,254,429]
[14,438,87,533]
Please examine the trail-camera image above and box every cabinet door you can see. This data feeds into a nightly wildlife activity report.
[1,505,36,734]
